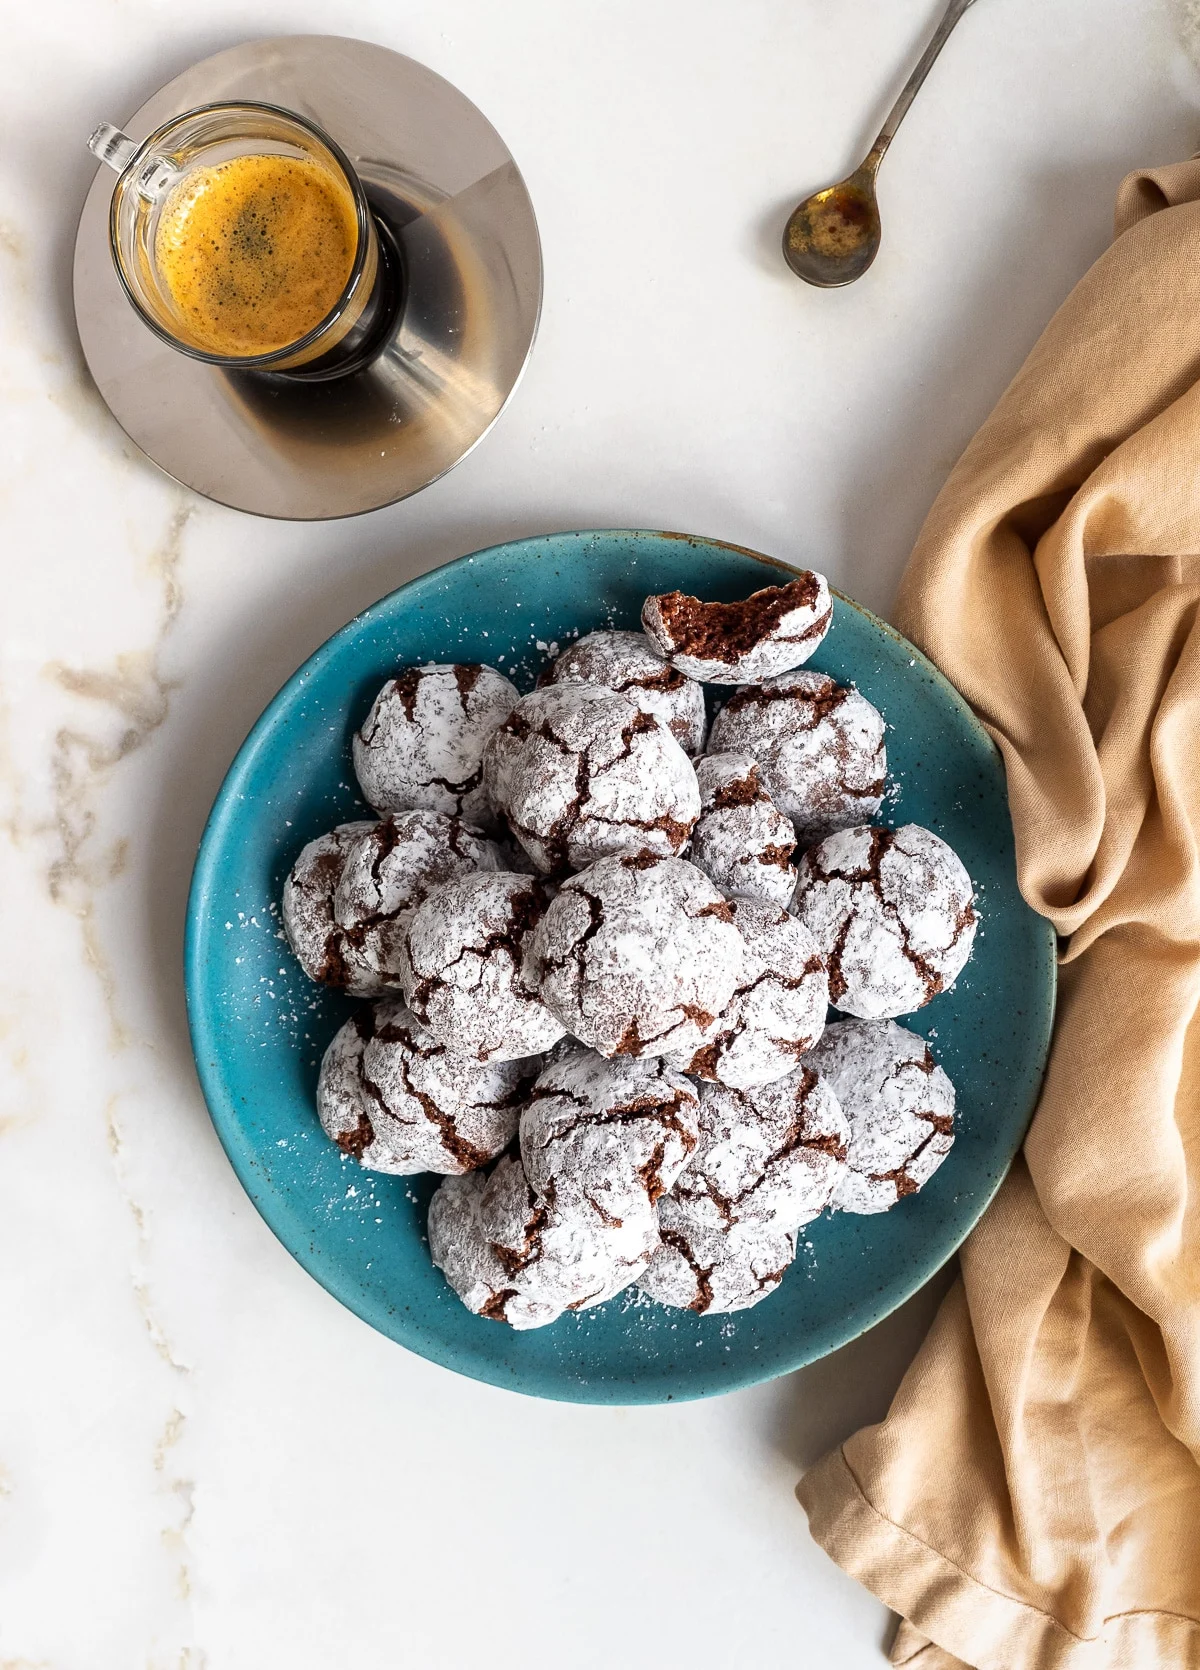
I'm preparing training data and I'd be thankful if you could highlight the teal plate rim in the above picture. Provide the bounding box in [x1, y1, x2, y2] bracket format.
[184, 529, 1057, 1404]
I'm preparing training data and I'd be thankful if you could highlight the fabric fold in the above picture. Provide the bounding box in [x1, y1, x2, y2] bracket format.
[796, 162, 1200, 1669]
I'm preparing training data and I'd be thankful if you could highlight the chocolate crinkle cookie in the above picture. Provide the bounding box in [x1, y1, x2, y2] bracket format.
[316, 1001, 536, 1175]
[708, 670, 886, 844]
[638, 1200, 797, 1315]
[793, 824, 977, 1019]
[687, 753, 797, 907]
[520, 1047, 700, 1228]
[669, 896, 828, 1089]
[806, 1019, 955, 1214]
[540, 629, 708, 755]
[428, 1151, 659, 1329]
[399, 871, 566, 1062]
[283, 811, 505, 997]
[527, 853, 745, 1059]
[482, 684, 700, 874]
[353, 663, 519, 829]
[641, 574, 832, 684]
[670, 1064, 848, 1235]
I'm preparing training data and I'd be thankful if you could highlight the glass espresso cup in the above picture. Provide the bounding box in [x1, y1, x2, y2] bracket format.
[87, 102, 395, 377]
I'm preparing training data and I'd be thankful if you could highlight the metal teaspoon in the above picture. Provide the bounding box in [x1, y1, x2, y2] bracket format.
[783, 0, 979, 287]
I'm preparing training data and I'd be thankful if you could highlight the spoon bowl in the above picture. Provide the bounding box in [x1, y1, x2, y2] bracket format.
[783, 161, 882, 288]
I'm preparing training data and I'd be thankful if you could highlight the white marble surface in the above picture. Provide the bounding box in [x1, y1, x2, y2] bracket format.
[1, 2, 1198, 1664]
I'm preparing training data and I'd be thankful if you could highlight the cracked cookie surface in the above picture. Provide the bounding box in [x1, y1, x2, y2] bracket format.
[641, 574, 832, 684]
[399, 871, 566, 1061]
[671, 1063, 848, 1235]
[668, 896, 829, 1089]
[281, 821, 382, 996]
[526, 853, 745, 1059]
[806, 1019, 955, 1214]
[428, 1151, 659, 1329]
[638, 1199, 797, 1314]
[520, 1046, 700, 1229]
[687, 753, 798, 908]
[541, 629, 708, 754]
[708, 669, 886, 843]
[792, 823, 977, 1019]
[353, 663, 519, 829]
[315, 1000, 537, 1175]
[482, 684, 701, 874]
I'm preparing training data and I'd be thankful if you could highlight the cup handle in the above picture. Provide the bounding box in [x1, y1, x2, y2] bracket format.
[88, 122, 138, 173]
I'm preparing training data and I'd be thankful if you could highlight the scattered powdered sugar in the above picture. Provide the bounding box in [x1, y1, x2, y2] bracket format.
[540, 629, 708, 755]
[399, 870, 566, 1061]
[708, 670, 886, 843]
[806, 1019, 955, 1214]
[527, 853, 745, 1058]
[316, 1000, 537, 1175]
[428, 1151, 659, 1328]
[687, 753, 798, 908]
[482, 684, 700, 873]
[353, 663, 519, 829]
[520, 1046, 700, 1226]
[641, 575, 832, 684]
[668, 896, 829, 1089]
[792, 823, 977, 1019]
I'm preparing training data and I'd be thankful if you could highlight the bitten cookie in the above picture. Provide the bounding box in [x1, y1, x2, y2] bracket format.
[428, 1151, 659, 1329]
[671, 1064, 848, 1234]
[353, 663, 519, 829]
[669, 896, 828, 1089]
[399, 871, 566, 1062]
[542, 629, 708, 754]
[687, 753, 798, 908]
[315, 1001, 534, 1175]
[638, 1200, 797, 1315]
[707, 670, 886, 843]
[527, 853, 744, 1059]
[482, 685, 700, 874]
[641, 575, 832, 684]
[520, 1048, 700, 1227]
[806, 1019, 955, 1213]
[792, 824, 977, 1019]
[281, 821, 380, 996]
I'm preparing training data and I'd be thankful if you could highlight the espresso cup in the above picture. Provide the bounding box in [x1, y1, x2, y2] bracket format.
[87, 101, 396, 377]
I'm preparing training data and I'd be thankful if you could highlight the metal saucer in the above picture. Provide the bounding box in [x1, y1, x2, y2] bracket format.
[72, 36, 543, 520]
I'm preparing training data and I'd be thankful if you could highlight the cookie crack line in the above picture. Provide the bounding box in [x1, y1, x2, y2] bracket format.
[658, 1225, 716, 1312]
[721, 675, 849, 722]
[649, 579, 824, 660]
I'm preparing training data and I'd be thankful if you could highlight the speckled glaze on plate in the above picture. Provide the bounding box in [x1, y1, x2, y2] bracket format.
[184, 530, 1055, 1404]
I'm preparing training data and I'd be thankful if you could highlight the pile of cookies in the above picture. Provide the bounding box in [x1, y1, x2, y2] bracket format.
[282, 573, 977, 1325]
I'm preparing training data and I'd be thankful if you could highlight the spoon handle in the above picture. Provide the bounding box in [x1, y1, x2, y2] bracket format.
[864, 0, 978, 171]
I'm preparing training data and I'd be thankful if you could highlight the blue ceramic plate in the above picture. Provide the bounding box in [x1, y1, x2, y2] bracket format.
[185, 530, 1055, 1403]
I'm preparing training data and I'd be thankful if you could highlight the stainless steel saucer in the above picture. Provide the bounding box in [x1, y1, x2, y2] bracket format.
[73, 36, 543, 519]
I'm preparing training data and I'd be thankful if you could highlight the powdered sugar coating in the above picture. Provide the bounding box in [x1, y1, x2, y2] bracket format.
[428, 1152, 659, 1329]
[353, 663, 519, 829]
[669, 897, 829, 1088]
[793, 824, 978, 1019]
[399, 871, 566, 1062]
[281, 821, 382, 997]
[672, 1064, 848, 1234]
[527, 853, 745, 1059]
[327, 811, 505, 991]
[541, 629, 708, 754]
[806, 1019, 956, 1213]
[641, 575, 832, 684]
[520, 1047, 700, 1227]
[482, 684, 700, 874]
[708, 670, 886, 843]
[688, 753, 798, 907]
[638, 1199, 796, 1314]
[315, 1001, 535, 1175]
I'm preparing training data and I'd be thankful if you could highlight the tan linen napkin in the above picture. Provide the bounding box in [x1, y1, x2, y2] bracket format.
[796, 160, 1200, 1670]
